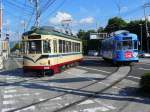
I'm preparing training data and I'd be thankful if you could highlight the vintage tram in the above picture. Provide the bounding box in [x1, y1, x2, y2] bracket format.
[22, 26, 83, 75]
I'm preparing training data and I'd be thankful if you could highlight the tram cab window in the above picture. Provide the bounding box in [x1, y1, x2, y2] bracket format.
[28, 40, 41, 54]
[134, 41, 138, 49]
[122, 41, 132, 50]
[43, 40, 51, 53]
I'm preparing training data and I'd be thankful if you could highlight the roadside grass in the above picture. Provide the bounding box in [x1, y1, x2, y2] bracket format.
[139, 72, 150, 96]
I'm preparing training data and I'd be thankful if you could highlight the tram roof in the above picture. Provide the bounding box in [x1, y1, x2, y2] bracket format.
[22, 26, 81, 41]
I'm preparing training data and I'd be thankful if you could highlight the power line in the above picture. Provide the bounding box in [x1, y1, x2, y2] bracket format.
[42, 0, 66, 25]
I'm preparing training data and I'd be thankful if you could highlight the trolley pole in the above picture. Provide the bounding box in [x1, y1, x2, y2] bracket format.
[35, 0, 40, 27]
[143, 3, 150, 53]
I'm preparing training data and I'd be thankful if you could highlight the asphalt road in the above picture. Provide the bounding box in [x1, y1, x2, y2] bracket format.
[0, 56, 149, 112]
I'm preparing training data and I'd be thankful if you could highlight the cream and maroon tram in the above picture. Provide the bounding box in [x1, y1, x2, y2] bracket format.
[22, 27, 83, 75]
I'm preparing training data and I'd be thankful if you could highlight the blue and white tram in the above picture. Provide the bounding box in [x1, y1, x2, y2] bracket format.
[101, 30, 139, 64]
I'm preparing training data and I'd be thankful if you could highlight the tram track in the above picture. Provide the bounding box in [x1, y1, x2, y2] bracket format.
[6, 65, 130, 112]
[52, 66, 132, 112]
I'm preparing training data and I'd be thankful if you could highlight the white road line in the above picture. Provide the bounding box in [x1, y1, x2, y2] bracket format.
[83, 107, 110, 112]
[127, 76, 141, 80]
[1, 108, 15, 112]
[4, 90, 17, 93]
[3, 94, 30, 99]
[3, 95, 13, 98]
[4, 86, 15, 89]
[78, 66, 111, 74]
[3, 100, 15, 105]
[138, 67, 150, 71]
[94, 99, 116, 110]
[78, 100, 94, 105]
[15, 106, 35, 112]
[6, 77, 18, 80]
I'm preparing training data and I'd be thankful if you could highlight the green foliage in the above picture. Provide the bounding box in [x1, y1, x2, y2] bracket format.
[140, 72, 150, 93]
[10, 43, 20, 52]
[77, 16, 150, 55]
[105, 17, 127, 33]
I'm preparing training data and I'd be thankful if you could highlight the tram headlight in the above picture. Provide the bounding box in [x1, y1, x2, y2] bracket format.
[48, 60, 51, 65]
[133, 52, 138, 57]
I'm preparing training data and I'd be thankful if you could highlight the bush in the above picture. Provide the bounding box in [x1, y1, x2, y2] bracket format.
[140, 72, 150, 93]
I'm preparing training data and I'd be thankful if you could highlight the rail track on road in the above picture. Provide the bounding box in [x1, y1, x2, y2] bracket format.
[5, 65, 132, 112]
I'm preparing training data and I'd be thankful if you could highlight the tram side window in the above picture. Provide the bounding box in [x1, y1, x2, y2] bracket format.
[134, 41, 138, 49]
[43, 40, 51, 53]
[66, 41, 69, 52]
[68, 41, 71, 52]
[53, 40, 57, 53]
[59, 40, 63, 53]
[117, 42, 122, 50]
[63, 40, 66, 53]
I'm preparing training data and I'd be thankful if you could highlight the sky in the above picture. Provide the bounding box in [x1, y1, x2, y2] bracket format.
[2, 0, 150, 41]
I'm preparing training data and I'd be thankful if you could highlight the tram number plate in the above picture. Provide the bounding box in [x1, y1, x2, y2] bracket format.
[44, 67, 49, 69]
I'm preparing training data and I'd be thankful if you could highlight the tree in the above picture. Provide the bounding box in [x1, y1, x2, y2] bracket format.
[105, 17, 127, 33]
[125, 20, 150, 52]
[11, 43, 20, 52]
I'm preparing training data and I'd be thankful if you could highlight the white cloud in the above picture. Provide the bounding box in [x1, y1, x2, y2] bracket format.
[49, 12, 73, 25]
[79, 17, 94, 24]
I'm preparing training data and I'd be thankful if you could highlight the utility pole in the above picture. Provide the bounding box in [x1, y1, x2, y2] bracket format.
[143, 3, 150, 53]
[0, 0, 2, 38]
[139, 24, 143, 51]
[0, 0, 3, 57]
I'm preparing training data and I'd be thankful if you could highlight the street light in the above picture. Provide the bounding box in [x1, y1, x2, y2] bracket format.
[139, 24, 143, 51]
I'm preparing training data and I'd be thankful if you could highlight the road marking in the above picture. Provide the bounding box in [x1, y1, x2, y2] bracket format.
[83, 106, 109, 112]
[51, 97, 62, 101]
[3, 100, 15, 105]
[127, 76, 141, 80]
[4, 90, 17, 93]
[94, 99, 116, 110]
[78, 66, 111, 74]
[78, 100, 94, 105]
[6, 77, 18, 80]
[4, 86, 15, 89]
[3, 94, 30, 99]
[1, 108, 15, 112]
[15, 106, 35, 112]
[138, 68, 150, 71]
[39, 98, 45, 101]
[3, 95, 13, 98]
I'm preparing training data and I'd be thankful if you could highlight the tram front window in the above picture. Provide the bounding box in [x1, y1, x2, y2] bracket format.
[122, 41, 132, 50]
[28, 40, 41, 54]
